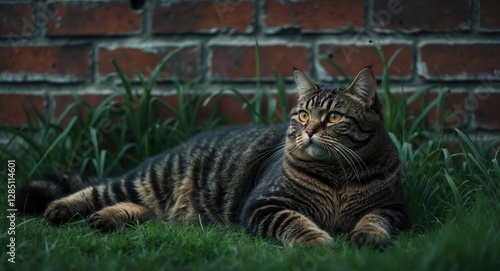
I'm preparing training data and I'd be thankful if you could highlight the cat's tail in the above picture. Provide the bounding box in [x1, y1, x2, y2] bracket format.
[15, 175, 103, 216]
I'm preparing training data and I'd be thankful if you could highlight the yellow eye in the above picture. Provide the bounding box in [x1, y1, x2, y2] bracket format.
[298, 111, 310, 122]
[328, 112, 342, 123]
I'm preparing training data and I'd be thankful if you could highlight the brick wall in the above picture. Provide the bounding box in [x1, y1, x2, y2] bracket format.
[1, 0, 499, 136]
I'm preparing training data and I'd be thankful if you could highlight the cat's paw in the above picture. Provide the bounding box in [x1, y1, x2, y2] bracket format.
[349, 227, 390, 250]
[87, 212, 119, 232]
[44, 200, 80, 225]
[291, 230, 335, 248]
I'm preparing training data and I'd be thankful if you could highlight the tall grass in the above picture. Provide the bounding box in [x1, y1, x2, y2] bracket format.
[367, 40, 499, 230]
[0, 51, 222, 179]
[205, 38, 289, 125]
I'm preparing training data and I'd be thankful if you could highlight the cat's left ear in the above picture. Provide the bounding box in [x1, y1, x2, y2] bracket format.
[346, 68, 377, 106]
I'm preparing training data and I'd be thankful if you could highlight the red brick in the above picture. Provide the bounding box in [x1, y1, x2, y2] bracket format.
[265, 0, 363, 32]
[54, 95, 110, 119]
[489, 142, 500, 157]
[0, 45, 91, 82]
[0, 3, 34, 37]
[318, 43, 413, 79]
[156, 93, 299, 124]
[46, 1, 141, 36]
[480, 0, 500, 31]
[99, 46, 199, 80]
[53, 95, 128, 126]
[53, 93, 260, 127]
[155, 95, 253, 124]
[373, 0, 470, 32]
[465, 138, 500, 158]
[269, 93, 299, 123]
[473, 93, 500, 130]
[0, 94, 45, 126]
[419, 43, 500, 80]
[152, 1, 253, 34]
[433, 92, 470, 129]
[394, 92, 469, 129]
[210, 45, 309, 80]
[53, 94, 253, 128]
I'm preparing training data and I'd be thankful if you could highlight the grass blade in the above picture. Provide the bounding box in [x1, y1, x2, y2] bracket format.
[28, 117, 78, 177]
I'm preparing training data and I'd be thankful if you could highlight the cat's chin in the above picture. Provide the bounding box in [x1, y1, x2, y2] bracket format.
[303, 143, 329, 161]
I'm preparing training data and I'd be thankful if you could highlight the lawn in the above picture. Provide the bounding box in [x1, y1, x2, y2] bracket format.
[1, 205, 498, 271]
[1, 46, 499, 271]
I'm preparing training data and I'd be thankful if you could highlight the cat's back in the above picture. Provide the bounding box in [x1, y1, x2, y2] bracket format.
[173, 124, 286, 162]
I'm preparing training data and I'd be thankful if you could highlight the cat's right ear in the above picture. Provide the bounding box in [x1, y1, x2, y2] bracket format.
[294, 68, 318, 97]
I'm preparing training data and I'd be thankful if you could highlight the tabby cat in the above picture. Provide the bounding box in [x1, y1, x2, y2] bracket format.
[16, 68, 408, 248]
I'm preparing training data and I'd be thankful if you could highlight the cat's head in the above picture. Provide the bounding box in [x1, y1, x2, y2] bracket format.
[286, 68, 384, 162]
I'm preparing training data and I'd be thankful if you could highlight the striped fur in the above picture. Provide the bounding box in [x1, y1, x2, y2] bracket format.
[16, 68, 408, 248]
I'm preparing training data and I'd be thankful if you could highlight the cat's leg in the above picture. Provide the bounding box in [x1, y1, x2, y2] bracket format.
[242, 202, 334, 247]
[87, 202, 153, 232]
[167, 176, 199, 223]
[44, 175, 147, 225]
[349, 213, 391, 249]
[44, 186, 97, 224]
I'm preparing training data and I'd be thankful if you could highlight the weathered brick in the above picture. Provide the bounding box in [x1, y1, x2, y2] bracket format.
[490, 142, 500, 157]
[0, 45, 91, 82]
[394, 91, 469, 129]
[54, 95, 108, 119]
[46, 1, 141, 36]
[419, 43, 500, 80]
[432, 92, 470, 129]
[479, 0, 500, 31]
[53, 94, 128, 126]
[264, 0, 363, 32]
[153, 1, 254, 34]
[318, 43, 413, 79]
[0, 94, 45, 126]
[473, 93, 500, 130]
[0, 3, 34, 37]
[156, 93, 298, 124]
[99, 46, 199, 80]
[373, 0, 470, 32]
[210, 45, 309, 80]
[155, 95, 253, 124]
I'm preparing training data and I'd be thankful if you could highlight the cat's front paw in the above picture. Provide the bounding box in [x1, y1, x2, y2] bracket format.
[44, 200, 81, 225]
[291, 229, 335, 248]
[87, 212, 119, 232]
[349, 227, 390, 250]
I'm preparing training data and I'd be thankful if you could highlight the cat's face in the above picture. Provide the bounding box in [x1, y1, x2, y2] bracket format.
[286, 68, 382, 162]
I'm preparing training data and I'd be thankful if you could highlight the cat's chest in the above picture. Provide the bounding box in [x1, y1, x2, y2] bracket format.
[311, 187, 374, 233]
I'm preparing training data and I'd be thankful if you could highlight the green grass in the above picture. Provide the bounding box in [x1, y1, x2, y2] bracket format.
[3, 204, 498, 271]
[1, 41, 499, 271]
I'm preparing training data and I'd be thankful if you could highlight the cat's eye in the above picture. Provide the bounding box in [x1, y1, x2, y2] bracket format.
[328, 113, 342, 123]
[298, 111, 310, 122]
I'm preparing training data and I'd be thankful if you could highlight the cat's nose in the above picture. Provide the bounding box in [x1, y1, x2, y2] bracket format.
[305, 129, 316, 137]
[305, 120, 321, 138]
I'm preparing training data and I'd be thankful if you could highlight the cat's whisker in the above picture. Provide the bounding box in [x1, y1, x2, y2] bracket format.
[335, 143, 370, 175]
[253, 134, 292, 181]
[250, 139, 287, 163]
[256, 145, 287, 181]
[331, 145, 362, 183]
[285, 144, 302, 167]
[324, 144, 349, 182]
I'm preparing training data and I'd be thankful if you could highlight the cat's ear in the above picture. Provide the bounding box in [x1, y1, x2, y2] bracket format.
[294, 68, 319, 97]
[346, 68, 377, 105]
